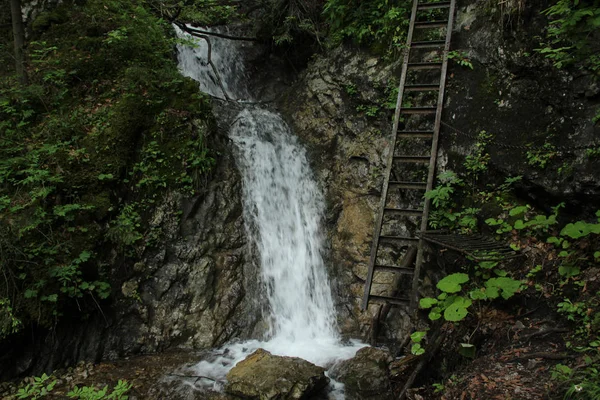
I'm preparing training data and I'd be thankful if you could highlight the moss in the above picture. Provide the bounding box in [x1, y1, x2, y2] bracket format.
[31, 10, 68, 34]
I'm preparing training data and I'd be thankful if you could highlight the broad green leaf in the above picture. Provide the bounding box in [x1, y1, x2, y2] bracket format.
[429, 307, 442, 321]
[485, 277, 522, 300]
[514, 219, 525, 230]
[444, 297, 472, 322]
[411, 343, 425, 355]
[411, 331, 427, 343]
[437, 273, 469, 294]
[469, 289, 487, 300]
[419, 297, 438, 309]
[558, 265, 580, 278]
[509, 206, 528, 216]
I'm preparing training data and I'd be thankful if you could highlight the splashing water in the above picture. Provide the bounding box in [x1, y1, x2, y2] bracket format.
[174, 24, 365, 395]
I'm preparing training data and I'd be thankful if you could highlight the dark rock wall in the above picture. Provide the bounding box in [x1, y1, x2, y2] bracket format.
[2, 131, 261, 378]
[445, 0, 599, 213]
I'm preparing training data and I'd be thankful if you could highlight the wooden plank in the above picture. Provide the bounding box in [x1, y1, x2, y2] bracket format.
[404, 84, 440, 91]
[407, 62, 443, 70]
[411, 40, 445, 48]
[388, 181, 428, 190]
[400, 107, 437, 114]
[417, 1, 451, 10]
[414, 20, 448, 28]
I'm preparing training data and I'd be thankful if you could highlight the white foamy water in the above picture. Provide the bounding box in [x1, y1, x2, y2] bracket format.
[174, 24, 366, 397]
[173, 24, 249, 100]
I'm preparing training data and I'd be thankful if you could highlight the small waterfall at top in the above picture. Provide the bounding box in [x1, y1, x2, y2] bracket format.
[174, 25, 365, 396]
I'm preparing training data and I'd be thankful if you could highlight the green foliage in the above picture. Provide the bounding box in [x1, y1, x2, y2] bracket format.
[67, 380, 132, 400]
[448, 50, 474, 69]
[323, 0, 412, 56]
[0, 0, 214, 338]
[536, 0, 600, 75]
[420, 267, 522, 323]
[526, 142, 557, 168]
[552, 361, 600, 400]
[16, 374, 56, 399]
[426, 171, 481, 232]
[410, 330, 427, 355]
[463, 130, 493, 177]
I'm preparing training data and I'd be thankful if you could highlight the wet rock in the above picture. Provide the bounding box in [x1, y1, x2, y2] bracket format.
[225, 349, 329, 400]
[330, 347, 393, 400]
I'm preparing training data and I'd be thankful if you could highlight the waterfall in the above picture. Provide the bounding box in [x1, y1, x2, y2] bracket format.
[174, 24, 364, 394]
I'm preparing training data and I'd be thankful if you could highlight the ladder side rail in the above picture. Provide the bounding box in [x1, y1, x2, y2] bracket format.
[361, 0, 421, 311]
[410, 0, 457, 312]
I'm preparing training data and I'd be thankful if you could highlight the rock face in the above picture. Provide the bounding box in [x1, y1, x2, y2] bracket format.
[2, 131, 263, 379]
[225, 349, 329, 400]
[329, 347, 393, 400]
[445, 0, 600, 211]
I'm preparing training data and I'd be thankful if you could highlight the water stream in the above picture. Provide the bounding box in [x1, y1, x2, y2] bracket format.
[174, 25, 365, 396]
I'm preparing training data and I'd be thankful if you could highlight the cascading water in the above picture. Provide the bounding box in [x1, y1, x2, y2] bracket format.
[174, 25, 365, 395]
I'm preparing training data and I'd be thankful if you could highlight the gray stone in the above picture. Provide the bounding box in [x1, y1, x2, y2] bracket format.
[329, 347, 393, 400]
[225, 349, 329, 400]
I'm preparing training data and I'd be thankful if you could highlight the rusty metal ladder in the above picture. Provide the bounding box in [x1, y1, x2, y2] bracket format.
[361, 0, 457, 312]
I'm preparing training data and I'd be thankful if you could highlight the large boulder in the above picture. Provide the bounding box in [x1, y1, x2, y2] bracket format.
[329, 347, 393, 400]
[225, 349, 329, 400]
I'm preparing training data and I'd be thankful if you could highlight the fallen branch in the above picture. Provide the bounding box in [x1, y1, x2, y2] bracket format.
[168, 373, 219, 385]
[174, 21, 257, 42]
[519, 327, 569, 342]
[509, 352, 575, 362]
[398, 330, 444, 400]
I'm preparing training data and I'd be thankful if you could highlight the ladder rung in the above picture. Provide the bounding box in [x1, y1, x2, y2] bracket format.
[388, 181, 428, 190]
[393, 155, 430, 163]
[417, 1, 451, 10]
[379, 235, 419, 242]
[407, 62, 443, 70]
[384, 207, 423, 216]
[375, 264, 415, 274]
[400, 107, 437, 114]
[369, 295, 411, 306]
[414, 20, 448, 28]
[404, 84, 440, 92]
[397, 130, 434, 138]
[411, 40, 446, 48]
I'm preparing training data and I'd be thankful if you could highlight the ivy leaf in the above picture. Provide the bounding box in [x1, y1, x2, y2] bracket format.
[485, 277, 522, 300]
[429, 307, 442, 321]
[469, 289, 487, 300]
[509, 206, 528, 216]
[444, 296, 472, 322]
[437, 273, 469, 293]
[558, 265, 580, 278]
[411, 331, 427, 343]
[411, 343, 425, 355]
[514, 219, 526, 230]
[419, 298, 438, 309]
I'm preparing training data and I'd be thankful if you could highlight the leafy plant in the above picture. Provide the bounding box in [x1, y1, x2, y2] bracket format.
[67, 380, 132, 400]
[324, 0, 412, 56]
[536, 0, 600, 75]
[421, 267, 522, 323]
[16, 374, 56, 399]
[448, 50, 474, 69]
[0, 0, 215, 338]
[410, 330, 427, 355]
[526, 142, 557, 168]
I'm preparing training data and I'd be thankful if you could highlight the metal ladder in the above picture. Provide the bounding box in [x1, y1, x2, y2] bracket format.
[362, 0, 457, 311]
